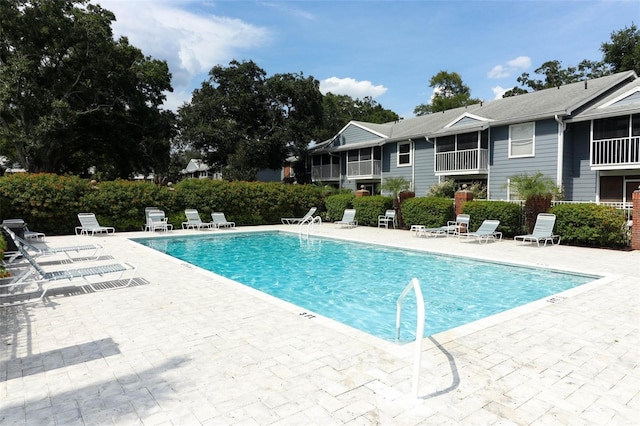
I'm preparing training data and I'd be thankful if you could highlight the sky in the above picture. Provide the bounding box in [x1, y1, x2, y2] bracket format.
[94, 0, 639, 119]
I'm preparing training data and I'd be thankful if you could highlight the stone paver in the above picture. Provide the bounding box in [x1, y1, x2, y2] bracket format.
[1, 224, 638, 425]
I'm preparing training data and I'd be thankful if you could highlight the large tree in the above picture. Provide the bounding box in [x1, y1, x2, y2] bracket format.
[178, 61, 327, 182]
[503, 24, 638, 97]
[413, 71, 481, 115]
[602, 23, 640, 75]
[317, 93, 399, 141]
[0, 0, 174, 179]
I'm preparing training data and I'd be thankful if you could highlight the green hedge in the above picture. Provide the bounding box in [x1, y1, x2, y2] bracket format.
[400, 197, 454, 228]
[324, 194, 355, 222]
[0, 174, 324, 234]
[462, 200, 523, 238]
[550, 203, 628, 248]
[352, 196, 393, 227]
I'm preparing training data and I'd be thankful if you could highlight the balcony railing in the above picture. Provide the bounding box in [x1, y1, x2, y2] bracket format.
[435, 148, 488, 174]
[347, 160, 381, 178]
[311, 164, 340, 181]
[591, 137, 640, 168]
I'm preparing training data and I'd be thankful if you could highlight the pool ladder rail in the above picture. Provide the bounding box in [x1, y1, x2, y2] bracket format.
[298, 215, 322, 236]
[396, 278, 425, 398]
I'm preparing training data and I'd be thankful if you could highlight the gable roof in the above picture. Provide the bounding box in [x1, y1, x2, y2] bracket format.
[568, 73, 640, 122]
[310, 71, 638, 153]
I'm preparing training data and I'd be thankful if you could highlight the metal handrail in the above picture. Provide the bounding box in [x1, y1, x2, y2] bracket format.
[298, 215, 322, 236]
[396, 278, 425, 398]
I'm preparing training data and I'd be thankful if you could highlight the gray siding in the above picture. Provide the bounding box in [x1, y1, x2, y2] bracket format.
[612, 90, 640, 106]
[413, 139, 437, 195]
[382, 141, 412, 190]
[340, 125, 384, 145]
[565, 122, 597, 201]
[488, 119, 559, 199]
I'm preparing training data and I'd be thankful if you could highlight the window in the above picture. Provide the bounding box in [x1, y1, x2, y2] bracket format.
[594, 114, 640, 139]
[397, 141, 412, 166]
[509, 122, 534, 157]
[436, 136, 455, 152]
[457, 132, 478, 150]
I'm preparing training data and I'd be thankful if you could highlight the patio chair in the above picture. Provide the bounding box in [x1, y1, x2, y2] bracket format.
[182, 209, 215, 230]
[377, 210, 397, 229]
[335, 209, 357, 228]
[211, 212, 235, 228]
[1, 233, 136, 303]
[514, 213, 561, 246]
[459, 220, 502, 244]
[443, 214, 470, 236]
[148, 210, 173, 232]
[24, 225, 46, 241]
[2, 226, 103, 264]
[281, 207, 317, 225]
[75, 213, 115, 236]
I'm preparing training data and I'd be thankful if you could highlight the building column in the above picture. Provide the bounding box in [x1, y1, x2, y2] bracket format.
[455, 189, 474, 216]
[632, 188, 640, 251]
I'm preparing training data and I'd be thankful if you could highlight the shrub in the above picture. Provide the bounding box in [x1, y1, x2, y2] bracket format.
[80, 180, 176, 231]
[400, 197, 454, 228]
[324, 193, 354, 222]
[551, 203, 628, 248]
[427, 179, 457, 198]
[352, 196, 393, 227]
[0, 173, 91, 235]
[462, 200, 523, 237]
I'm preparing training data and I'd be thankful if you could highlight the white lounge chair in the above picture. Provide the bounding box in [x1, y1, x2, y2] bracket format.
[211, 212, 235, 228]
[459, 220, 502, 243]
[148, 210, 173, 232]
[75, 213, 115, 236]
[24, 225, 46, 241]
[2, 226, 103, 264]
[444, 214, 470, 236]
[1, 235, 136, 304]
[515, 213, 561, 246]
[281, 207, 317, 225]
[335, 209, 357, 228]
[415, 214, 470, 238]
[182, 209, 215, 230]
[377, 210, 397, 229]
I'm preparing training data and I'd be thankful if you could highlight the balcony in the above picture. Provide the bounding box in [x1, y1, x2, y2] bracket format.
[591, 137, 640, 169]
[435, 148, 488, 175]
[311, 164, 340, 181]
[347, 160, 381, 178]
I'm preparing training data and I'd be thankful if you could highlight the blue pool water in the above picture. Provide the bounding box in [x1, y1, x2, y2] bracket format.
[134, 232, 596, 342]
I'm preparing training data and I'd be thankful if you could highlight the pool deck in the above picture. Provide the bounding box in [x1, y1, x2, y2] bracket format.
[1, 224, 638, 425]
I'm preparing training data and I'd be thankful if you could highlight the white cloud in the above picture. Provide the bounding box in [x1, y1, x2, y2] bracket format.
[96, 1, 271, 110]
[492, 86, 508, 100]
[319, 77, 388, 99]
[487, 56, 532, 79]
[507, 56, 532, 69]
[488, 65, 509, 79]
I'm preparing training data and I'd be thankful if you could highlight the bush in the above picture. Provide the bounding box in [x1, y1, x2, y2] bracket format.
[551, 203, 628, 248]
[400, 197, 454, 228]
[0, 173, 91, 235]
[81, 180, 176, 231]
[427, 179, 457, 198]
[324, 193, 355, 222]
[352, 196, 393, 227]
[462, 200, 523, 237]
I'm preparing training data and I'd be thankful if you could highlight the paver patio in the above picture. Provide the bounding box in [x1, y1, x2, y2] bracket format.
[1, 224, 638, 425]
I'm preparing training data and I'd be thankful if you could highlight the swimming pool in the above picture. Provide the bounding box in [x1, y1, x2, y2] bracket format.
[134, 232, 596, 342]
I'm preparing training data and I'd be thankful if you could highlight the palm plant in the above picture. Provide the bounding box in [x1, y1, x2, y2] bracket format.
[508, 172, 559, 233]
[380, 177, 411, 208]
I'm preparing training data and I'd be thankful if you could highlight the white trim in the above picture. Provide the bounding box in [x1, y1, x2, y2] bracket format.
[598, 86, 640, 108]
[508, 122, 535, 158]
[444, 112, 493, 128]
[397, 141, 413, 167]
